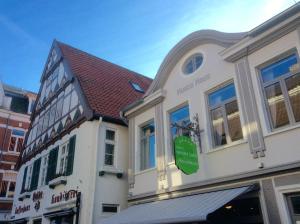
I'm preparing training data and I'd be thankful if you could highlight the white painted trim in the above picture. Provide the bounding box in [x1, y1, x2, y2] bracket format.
[274, 182, 300, 224]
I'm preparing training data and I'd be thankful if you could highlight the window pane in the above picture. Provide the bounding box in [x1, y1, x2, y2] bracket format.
[12, 129, 25, 136]
[265, 83, 289, 128]
[194, 55, 203, 69]
[105, 155, 113, 166]
[106, 130, 115, 141]
[0, 181, 8, 197]
[105, 144, 114, 155]
[9, 137, 16, 151]
[261, 54, 297, 83]
[211, 107, 227, 146]
[185, 60, 194, 74]
[291, 195, 300, 214]
[140, 138, 147, 170]
[285, 73, 300, 122]
[170, 106, 190, 139]
[17, 138, 24, 152]
[208, 83, 236, 107]
[225, 100, 243, 142]
[102, 204, 118, 213]
[7, 182, 15, 198]
[140, 122, 155, 170]
[149, 135, 156, 168]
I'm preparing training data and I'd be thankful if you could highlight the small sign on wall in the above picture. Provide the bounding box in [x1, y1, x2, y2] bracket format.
[174, 136, 199, 175]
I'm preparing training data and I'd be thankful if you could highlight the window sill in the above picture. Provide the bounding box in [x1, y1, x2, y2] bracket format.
[264, 123, 300, 138]
[99, 167, 123, 179]
[206, 139, 248, 154]
[135, 167, 157, 176]
[2, 151, 20, 156]
[49, 176, 67, 189]
[0, 197, 14, 202]
[18, 191, 31, 201]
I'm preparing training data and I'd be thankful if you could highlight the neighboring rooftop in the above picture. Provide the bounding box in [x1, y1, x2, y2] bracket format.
[56, 41, 152, 123]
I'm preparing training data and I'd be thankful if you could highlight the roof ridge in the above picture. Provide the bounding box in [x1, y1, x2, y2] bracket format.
[55, 40, 153, 82]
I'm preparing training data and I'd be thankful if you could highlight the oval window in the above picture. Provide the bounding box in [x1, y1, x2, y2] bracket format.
[183, 54, 203, 75]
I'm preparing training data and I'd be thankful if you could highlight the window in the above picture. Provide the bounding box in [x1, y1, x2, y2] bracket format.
[39, 154, 49, 186]
[130, 82, 144, 93]
[169, 105, 190, 153]
[0, 181, 8, 197]
[183, 54, 203, 75]
[0, 181, 15, 198]
[58, 142, 69, 175]
[10, 96, 29, 114]
[104, 129, 116, 166]
[25, 164, 33, 191]
[9, 129, 25, 152]
[140, 121, 155, 171]
[260, 54, 300, 129]
[102, 204, 119, 213]
[286, 193, 300, 223]
[208, 83, 243, 147]
[7, 182, 15, 198]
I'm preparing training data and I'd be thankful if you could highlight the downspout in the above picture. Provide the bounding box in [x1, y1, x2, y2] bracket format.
[89, 116, 102, 224]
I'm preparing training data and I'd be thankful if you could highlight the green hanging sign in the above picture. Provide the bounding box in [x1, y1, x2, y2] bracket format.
[174, 136, 199, 175]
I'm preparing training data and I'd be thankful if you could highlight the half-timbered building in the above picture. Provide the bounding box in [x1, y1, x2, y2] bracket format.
[11, 41, 152, 224]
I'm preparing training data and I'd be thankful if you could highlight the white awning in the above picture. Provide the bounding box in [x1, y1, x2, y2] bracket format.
[99, 185, 256, 224]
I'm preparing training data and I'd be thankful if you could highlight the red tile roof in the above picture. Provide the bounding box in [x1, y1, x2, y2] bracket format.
[57, 41, 152, 123]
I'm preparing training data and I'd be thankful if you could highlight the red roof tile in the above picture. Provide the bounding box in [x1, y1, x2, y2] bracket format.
[57, 41, 152, 123]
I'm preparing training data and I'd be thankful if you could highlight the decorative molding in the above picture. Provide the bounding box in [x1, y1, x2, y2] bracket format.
[155, 103, 166, 180]
[235, 57, 266, 158]
[145, 30, 246, 96]
[129, 161, 300, 203]
[223, 17, 300, 62]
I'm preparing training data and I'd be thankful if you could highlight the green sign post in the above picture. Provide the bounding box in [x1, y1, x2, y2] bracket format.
[174, 136, 199, 175]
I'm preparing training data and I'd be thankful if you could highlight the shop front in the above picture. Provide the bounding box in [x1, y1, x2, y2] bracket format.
[100, 184, 264, 224]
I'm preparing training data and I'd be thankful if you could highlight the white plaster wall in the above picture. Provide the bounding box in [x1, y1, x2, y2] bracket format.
[247, 30, 300, 169]
[130, 107, 158, 196]
[92, 121, 129, 224]
[12, 121, 97, 224]
[130, 30, 300, 197]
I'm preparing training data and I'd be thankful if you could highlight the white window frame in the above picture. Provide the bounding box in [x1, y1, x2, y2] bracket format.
[139, 120, 156, 171]
[257, 51, 300, 131]
[103, 128, 117, 167]
[167, 103, 190, 162]
[275, 184, 300, 224]
[39, 154, 49, 187]
[57, 141, 69, 175]
[8, 129, 25, 152]
[206, 81, 243, 149]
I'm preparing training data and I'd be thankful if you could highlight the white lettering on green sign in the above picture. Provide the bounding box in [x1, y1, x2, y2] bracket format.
[174, 136, 199, 175]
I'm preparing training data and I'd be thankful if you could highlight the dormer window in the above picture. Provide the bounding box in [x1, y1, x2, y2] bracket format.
[130, 82, 144, 93]
[183, 54, 203, 75]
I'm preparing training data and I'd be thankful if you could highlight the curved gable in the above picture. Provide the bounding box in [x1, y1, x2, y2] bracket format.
[145, 30, 246, 96]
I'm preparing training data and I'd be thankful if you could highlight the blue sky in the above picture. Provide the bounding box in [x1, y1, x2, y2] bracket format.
[0, 0, 297, 92]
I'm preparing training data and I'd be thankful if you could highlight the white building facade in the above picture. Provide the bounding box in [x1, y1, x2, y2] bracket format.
[103, 4, 300, 224]
[11, 41, 151, 224]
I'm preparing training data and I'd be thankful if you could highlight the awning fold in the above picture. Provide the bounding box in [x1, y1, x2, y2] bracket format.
[99, 185, 256, 224]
